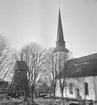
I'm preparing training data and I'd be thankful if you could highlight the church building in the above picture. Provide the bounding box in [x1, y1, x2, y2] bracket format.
[54, 9, 97, 101]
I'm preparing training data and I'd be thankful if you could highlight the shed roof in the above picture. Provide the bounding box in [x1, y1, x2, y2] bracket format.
[14, 60, 28, 71]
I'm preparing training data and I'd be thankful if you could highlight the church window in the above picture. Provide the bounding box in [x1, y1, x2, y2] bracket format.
[76, 88, 80, 97]
[85, 82, 89, 95]
[69, 83, 73, 94]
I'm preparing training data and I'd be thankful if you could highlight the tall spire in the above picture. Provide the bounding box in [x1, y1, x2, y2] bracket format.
[57, 9, 64, 43]
[54, 9, 69, 53]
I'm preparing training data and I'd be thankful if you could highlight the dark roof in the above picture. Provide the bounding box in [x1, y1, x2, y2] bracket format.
[56, 55, 97, 79]
[0, 81, 8, 86]
[14, 60, 28, 71]
[72, 60, 97, 78]
[67, 53, 97, 67]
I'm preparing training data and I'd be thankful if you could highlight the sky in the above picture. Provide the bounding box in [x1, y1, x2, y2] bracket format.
[0, 0, 97, 58]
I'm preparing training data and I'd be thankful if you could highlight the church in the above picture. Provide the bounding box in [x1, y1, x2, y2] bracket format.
[54, 9, 97, 101]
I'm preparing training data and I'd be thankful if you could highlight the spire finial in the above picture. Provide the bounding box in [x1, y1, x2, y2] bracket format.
[57, 0, 61, 8]
[21, 48, 23, 61]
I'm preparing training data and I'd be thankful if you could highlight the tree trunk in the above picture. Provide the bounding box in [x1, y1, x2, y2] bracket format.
[30, 85, 34, 103]
[31, 92, 34, 103]
[61, 89, 66, 105]
[50, 92, 51, 98]
[54, 89, 56, 99]
[62, 91, 64, 105]
[65, 87, 67, 98]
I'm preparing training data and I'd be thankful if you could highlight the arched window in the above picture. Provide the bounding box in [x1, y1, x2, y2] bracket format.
[76, 88, 80, 97]
[85, 82, 89, 95]
[69, 83, 73, 94]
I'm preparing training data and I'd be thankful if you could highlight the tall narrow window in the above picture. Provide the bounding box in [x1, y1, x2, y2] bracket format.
[85, 82, 89, 95]
[76, 88, 80, 97]
[69, 83, 73, 94]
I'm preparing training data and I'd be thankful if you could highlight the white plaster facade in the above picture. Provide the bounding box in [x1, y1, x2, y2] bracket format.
[56, 76, 97, 101]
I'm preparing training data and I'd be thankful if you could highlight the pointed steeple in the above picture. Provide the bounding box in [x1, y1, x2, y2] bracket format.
[54, 9, 69, 53]
[57, 9, 64, 44]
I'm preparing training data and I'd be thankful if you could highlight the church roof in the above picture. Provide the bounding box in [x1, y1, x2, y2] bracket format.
[56, 60, 97, 79]
[56, 53, 97, 79]
[67, 53, 97, 67]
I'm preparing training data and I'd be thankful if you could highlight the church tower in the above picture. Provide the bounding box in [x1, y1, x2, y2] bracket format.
[54, 9, 69, 53]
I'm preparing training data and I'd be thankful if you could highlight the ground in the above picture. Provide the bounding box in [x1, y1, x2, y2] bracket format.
[0, 97, 94, 105]
[0, 98, 62, 105]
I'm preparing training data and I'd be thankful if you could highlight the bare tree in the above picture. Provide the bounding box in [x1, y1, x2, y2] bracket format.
[57, 51, 73, 105]
[44, 48, 73, 104]
[4, 51, 20, 81]
[0, 35, 17, 80]
[43, 48, 59, 99]
[21, 42, 46, 102]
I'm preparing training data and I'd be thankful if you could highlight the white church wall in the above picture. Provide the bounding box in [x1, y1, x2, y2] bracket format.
[55, 77, 96, 100]
[55, 81, 61, 97]
[64, 85, 76, 98]
[55, 79, 78, 99]
[93, 76, 97, 100]
[84, 77, 95, 100]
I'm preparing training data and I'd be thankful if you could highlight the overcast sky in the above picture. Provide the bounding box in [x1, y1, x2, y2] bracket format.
[0, 0, 97, 58]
